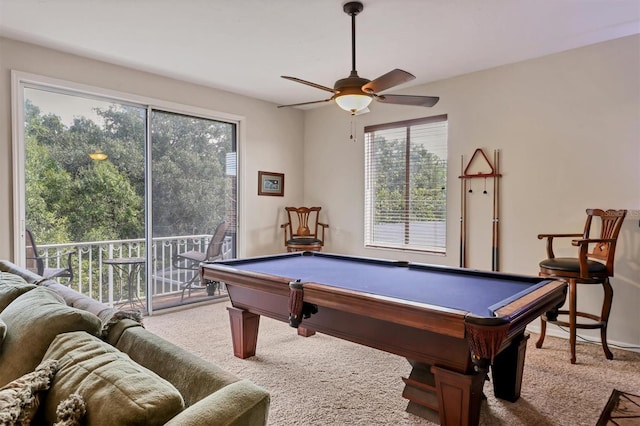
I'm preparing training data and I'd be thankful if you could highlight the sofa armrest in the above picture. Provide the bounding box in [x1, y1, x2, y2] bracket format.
[115, 326, 242, 405]
[39, 280, 113, 319]
[0, 260, 43, 283]
[0, 260, 112, 319]
[164, 379, 270, 426]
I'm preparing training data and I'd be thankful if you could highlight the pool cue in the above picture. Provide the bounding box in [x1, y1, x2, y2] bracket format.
[492, 150, 500, 271]
[460, 155, 466, 268]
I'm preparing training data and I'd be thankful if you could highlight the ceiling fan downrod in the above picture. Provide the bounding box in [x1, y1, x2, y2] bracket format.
[343, 2, 364, 75]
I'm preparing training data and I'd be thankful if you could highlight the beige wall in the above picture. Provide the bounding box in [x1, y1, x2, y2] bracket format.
[0, 37, 305, 260]
[304, 35, 640, 348]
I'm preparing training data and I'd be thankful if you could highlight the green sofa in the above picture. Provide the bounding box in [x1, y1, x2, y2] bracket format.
[0, 260, 270, 425]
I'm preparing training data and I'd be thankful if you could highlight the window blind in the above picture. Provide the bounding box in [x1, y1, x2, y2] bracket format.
[364, 115, 448, 253]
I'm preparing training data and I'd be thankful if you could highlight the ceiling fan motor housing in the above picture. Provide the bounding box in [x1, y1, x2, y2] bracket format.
[334, 72, 371, 96]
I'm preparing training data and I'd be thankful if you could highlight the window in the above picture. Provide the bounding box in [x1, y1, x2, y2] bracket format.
[364, 115, 448, 253]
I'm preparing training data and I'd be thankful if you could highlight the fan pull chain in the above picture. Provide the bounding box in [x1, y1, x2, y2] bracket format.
[350, 117, 357, 142]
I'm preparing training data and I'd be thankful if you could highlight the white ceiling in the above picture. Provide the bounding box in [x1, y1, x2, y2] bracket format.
[1, 0, 639, 108]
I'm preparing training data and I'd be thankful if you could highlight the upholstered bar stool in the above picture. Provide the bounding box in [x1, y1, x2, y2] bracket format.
[535, 209, 626, 364]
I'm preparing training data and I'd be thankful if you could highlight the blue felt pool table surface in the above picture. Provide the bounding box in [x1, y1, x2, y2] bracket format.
[216, 252, 550, 318]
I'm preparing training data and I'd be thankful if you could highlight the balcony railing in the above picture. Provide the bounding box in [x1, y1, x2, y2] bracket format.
[33, 234, 233, 308]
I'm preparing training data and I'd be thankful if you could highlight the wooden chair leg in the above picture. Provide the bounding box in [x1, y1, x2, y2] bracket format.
[600, 278, 614, 360]
[535, 316, 547, 348]
[568, 279, 577, 364]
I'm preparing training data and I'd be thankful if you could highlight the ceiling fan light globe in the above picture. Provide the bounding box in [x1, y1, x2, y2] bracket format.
[335, 94, 372, 114]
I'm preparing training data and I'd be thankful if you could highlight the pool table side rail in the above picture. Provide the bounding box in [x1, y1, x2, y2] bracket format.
[302, 282, 470, 339]
[464, 279, 567, 361]
[200, 264, 293, 296]
[494, 279, 566, 321]
[201, 263, 566, 346]
[203, 251, 302, 265]
[310, 251, 410, 267]
[202, 263, 472, 339]
[407, 261, 546, 283]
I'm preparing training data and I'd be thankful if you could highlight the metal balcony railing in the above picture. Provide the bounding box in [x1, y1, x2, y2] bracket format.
[33, 234, 233, 308]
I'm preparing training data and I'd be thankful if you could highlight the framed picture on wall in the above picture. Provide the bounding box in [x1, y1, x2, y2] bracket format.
[258, 171, 284, 196]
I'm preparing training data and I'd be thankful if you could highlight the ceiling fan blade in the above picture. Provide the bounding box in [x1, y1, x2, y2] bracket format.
[281, 76, 336, 93]
[277, 98, 333, 108]
[362, 69, 415, 94]
[376, 94, 439, 107]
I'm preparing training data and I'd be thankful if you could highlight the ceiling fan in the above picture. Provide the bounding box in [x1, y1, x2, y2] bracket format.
[278, 1, 439, 115]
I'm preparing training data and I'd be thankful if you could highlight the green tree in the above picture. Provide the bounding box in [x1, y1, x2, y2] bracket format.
[62, 161, 143, 242]
[150, 110, 232, 237]
[24, 97, 234, 245]
[372, 135, 446, 224]
[25, 135, 72, 243]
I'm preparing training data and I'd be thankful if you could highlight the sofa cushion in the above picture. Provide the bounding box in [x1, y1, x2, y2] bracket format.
[0, 272, 37, 312]
[0, 359, 58, 425]
[0, 287, 102, 387]
[41, 331, 185, 426]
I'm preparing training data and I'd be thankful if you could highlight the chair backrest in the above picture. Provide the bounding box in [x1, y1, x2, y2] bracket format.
[205, 221, 230, 260]
[582, 209, 626, 274]
[285, 207, 321, 238]
[25, 228, 43, 275]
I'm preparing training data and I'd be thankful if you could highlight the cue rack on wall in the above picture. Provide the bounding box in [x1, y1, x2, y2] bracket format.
[459, 148, 502, 271]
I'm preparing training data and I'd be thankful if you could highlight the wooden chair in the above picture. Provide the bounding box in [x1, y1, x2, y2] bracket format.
[173, 221, 229, 302]
[535, 208, 626, 364]
[281, 207, 329, 252]
[25, 228, 74, 284]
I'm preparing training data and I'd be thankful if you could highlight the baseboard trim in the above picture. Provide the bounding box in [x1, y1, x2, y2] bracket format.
[526, 323, 640, 354]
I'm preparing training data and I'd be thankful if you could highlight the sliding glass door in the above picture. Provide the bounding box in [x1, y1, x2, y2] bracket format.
[149, 110, 237, 310]
[17, 80, 237, 313]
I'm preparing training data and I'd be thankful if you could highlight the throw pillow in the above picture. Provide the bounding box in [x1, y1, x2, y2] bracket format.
[53, 393, 86, 426]
[41, 331, 185, 426]
[0, 272, 37, 312]
[0, 359, 58, 425]
[0, 287, 102, 387]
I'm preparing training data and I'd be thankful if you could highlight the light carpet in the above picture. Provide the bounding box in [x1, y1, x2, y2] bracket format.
[144, 301, 640, 425]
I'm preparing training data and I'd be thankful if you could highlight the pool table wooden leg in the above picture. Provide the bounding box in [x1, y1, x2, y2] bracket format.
[227, 306, 260, 359]
[402, 360, 485, 426]
[491, 333, 529, 402]
[432, 365, 485, 426]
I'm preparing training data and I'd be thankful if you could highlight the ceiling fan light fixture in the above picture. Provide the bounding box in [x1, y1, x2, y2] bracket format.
[335, 93, 372, 114]
[278, 1, 439, 113]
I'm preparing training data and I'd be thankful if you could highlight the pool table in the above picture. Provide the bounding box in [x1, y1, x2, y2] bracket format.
[200, 252, 566, 426]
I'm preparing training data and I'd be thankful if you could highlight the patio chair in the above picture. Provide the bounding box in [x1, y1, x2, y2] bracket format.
[25, 228, 74, 284]
[173, 221, 229, 302]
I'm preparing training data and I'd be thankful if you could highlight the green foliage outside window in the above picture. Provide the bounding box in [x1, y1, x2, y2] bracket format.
[25, 97, 235, 246]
